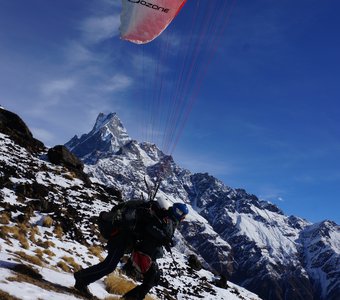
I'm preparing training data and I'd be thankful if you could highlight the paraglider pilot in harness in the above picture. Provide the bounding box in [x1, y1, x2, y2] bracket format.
[73, 199, 189, 300]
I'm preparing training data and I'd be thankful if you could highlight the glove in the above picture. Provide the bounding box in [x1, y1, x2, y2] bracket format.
[164, 238, 175, 252]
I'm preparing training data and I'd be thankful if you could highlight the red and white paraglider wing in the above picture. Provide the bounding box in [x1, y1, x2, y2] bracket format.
[120, 0, 187, 44]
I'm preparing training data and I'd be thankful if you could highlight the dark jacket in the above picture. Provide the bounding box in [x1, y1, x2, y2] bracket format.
[133, 202, 179, 259]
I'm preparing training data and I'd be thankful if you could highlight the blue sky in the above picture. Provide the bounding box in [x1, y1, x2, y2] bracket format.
[0, 0, 339, 224]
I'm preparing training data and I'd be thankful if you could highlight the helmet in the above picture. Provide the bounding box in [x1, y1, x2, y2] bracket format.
[170, 203, 189, 221]
[156, 196, 171, 210]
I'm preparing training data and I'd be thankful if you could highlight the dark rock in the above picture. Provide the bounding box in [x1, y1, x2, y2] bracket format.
[0, 108, 45, 152]
[214, 274, 229, 289]
[188, 254, 202, 271]
[47, 145, 92, 185]
[27, 199, 53, 212]
[95, 185, 122, 203]
[48, 145, 84, 170]
[15, 182, 49, 200]
[17, 213, 29, 223]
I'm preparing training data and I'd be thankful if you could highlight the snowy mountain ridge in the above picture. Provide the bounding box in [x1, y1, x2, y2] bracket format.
[65, 112, 340, 300]
[65, 112, 131, 163]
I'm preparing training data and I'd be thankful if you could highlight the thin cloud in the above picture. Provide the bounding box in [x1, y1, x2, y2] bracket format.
[30, 127, 55, 146]
[258, 186, 286, 203]
[103, 0, 121, 9]
[64, 41, 98, 65]
[102, 74, 132, 92]
[81, 15, 120, 44]
[41, 78, 76, 98]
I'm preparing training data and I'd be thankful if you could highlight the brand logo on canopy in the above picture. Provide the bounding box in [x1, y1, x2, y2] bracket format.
[127, 0, 170, 13]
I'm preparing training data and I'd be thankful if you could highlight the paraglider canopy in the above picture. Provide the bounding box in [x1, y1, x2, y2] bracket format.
[117, 0, 237, 155]
[120, 0, 187, 44]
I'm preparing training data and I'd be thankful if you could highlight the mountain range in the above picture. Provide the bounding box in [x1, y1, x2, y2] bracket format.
[0, 108, 339, 300]
[66, 112, 340, 300]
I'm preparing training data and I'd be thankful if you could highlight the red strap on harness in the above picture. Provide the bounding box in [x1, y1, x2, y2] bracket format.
[110, 228, 119, 237]
[131, 251, 152, 274]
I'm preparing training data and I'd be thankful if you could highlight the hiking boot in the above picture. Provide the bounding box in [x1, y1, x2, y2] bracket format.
[74, 281, 94, 299]
[122, 286, 146, 300]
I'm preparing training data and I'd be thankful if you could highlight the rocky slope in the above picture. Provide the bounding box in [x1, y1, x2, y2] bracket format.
[66, 112, 340, 300]
[0, 107, 261, 300]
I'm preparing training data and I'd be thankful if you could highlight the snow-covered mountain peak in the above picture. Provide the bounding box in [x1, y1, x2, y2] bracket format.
[93, 112, 115, 130]
[91, 112, 131, 144]
[302, 220, 340, 251]
[65, 112, 131, 164]
[92, 112, 128, 138]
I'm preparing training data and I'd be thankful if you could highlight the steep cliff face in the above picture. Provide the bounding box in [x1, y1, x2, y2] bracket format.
[65, 112, 340, 300]
[299, 221, 340, 300]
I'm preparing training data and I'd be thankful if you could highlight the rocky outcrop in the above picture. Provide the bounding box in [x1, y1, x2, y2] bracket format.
[0, 131, 121, 245]
[48, 145, 84, 170]
[0, 108, 44, 153]
[47, 145, 90, 184]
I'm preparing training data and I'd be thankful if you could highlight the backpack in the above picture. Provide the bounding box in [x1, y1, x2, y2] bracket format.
[97, 200, 148, 239]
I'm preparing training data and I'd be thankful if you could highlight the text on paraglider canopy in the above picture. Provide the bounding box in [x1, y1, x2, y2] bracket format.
[128, 0, 170, 13]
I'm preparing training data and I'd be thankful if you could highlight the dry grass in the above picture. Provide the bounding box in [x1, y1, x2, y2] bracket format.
[105, 273, 158, 300]
[0, 226, 12, 240]
[42, 216, 53, 228]
[0, 289, 21, 300]
[88, 245, 104, 260]
[0, 224, 30, 249]
[35, 239, 55, 249]
[0, 227, 6, 240]
[61, 256, 81, 272]
[34, 248, 44, 259]
[4, 264, 73, 297]
[16, 224, 30, 249]
[17, 224, 29, 249]
[29, 226, 40, 243]
[0, 212, 10, 224]
[32, 248, 52, 265]
[105, 272, 137, 295]
[53, 225, 64, 238]
[0, 225, 19, 237]
[17, 223, 29, 233]
[17, 234, 29, 249]
[29, 229, 36, 243]
[15, 251, 43, 266]
[57, 261, 71, 273]
[43, 249, 55, 257]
